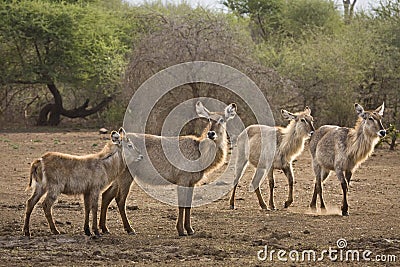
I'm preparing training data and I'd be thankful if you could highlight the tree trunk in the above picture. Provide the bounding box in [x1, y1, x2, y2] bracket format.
[37, 103, 55, 126]
[36, 81, 113, 126]
[343, 0, 357, 24]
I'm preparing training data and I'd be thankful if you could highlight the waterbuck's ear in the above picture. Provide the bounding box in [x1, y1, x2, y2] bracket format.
[375, 102, 384, 116]
[304, 106, 311, 116]
[224, 103, 237, 121]
[111, 131, 121, 144]
[355, 103, 367, 119]
[196, 101, 211, 119]
[281, 109, 296, 120]
[118, 127, 126, 138]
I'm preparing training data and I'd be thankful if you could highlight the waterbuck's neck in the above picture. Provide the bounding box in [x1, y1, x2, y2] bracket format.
[278, 120, 307, 163]
[100, 143, 125, 181]
[347, 118, 379, 168]
[202, 129, 228, 175]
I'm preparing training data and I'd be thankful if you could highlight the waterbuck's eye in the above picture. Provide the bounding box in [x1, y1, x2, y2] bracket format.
[369, 117, 374, 121]
[301, 118, 306, 123]
[127, 143, 133, 148]
[218, 118, 225, 124]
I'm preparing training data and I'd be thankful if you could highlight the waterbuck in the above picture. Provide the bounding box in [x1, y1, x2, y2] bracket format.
[309, 103, 386, 216]
[99, 101, 237, 236]
[23, 128, 143, 237]
[229, 107, 315, 210]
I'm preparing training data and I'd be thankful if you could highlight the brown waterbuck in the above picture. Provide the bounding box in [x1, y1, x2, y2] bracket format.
[99, 101, 237, 236]
[309, 103, 386, 216]
[23, 128, 143, 237]
[229, 107, 315, 210]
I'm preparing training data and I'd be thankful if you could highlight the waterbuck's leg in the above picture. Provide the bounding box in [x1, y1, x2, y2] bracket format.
[282, 165, 294, 208]
[336, 169, 349, 216]
[310, 161, 322, 211]
[176, 186, 194, 236]
[345, 171, 352, 186]
[251, 168, 269, 210]
[115, 178, 135, 234]
[23, 186, 45, 237]
[176, 207, 185, 236]
[90, 192, 101, 237]
[266, 169, 275, 210]
[184, 187, 194, 235]
[319, 169, 330, 211]
[99, 182, 117, 234]
[229, 157, 248, 209]
[230, 185, 239, 210]
[310, 183, 319, 211]
[83, 193, 92, 236]
[102, 170, 135, 234]
[42, 191, 60, 235]
[184, 207, 194, 235]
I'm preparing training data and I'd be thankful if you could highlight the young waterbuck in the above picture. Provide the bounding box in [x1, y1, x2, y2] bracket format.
[99, 101, 237, 236]
[23, 128, 143, 237]
[229, 107, 315, 210]
[309, 103, 386, 216]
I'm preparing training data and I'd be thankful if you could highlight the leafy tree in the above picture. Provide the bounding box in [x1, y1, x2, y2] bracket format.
[0, 0, 134, 125]
[283, 0, 343, 37]
[224, 0, 342, 41]
[223, 0, 284, 41]
[257, 0, 400, 128]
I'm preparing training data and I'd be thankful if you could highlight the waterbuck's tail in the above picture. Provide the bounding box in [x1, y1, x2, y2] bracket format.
[26, 158, 42, 191]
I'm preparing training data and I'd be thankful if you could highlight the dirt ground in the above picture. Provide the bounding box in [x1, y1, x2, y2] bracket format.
[0, 129, 399, 266]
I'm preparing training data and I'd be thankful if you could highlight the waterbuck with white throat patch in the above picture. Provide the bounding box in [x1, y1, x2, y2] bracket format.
[309, 103, 386, 216]
[23, 128, 143, 237]
[99, 101, 237, 236]
[229, 107, 315, 210]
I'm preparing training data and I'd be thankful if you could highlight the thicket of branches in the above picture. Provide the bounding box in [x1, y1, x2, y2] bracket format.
[123, 7, 297, 135]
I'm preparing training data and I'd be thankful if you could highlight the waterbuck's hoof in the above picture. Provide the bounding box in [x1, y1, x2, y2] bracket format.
[178, 232, 187, 237]
[127, 229, 136, 235]
[229, 205, 235, 210]
[284, 201, 293, 208]
[51, 229, 60, 235]
[342, 211, 349, 216]
[185, 228, 195, 236]
[84, 229, 91, 236]
[100, 226, 110, 234]
[23, 229, 30, 237]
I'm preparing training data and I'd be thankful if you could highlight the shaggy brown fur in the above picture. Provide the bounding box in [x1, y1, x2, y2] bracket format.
[23, 128, 142, 237]
[229, 107, 315, 210]
[309, 103, 386, 215]
[99, 102, 237, 236]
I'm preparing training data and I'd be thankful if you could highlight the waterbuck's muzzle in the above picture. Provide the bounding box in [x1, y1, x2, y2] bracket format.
[207, 131, 217, 140]
[308, 126, 315, 137]
[378, 130, 386, 137]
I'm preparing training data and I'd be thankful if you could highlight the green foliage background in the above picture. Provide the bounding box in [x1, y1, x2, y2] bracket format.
[0, 0, 399, 132]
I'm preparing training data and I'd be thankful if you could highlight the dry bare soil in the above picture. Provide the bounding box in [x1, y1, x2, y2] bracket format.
[0, 130, 399, 266]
